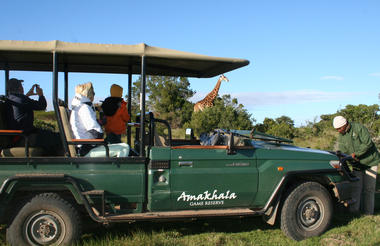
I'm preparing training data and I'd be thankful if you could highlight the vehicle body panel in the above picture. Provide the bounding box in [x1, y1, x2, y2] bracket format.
[169, 147, 258, 210]
[0, 157, 147, 205]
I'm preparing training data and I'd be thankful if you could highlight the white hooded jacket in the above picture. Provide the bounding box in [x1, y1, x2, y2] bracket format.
[70, 93, 103, 139]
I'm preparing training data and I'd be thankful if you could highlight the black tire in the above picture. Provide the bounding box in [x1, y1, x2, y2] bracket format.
[280, 181, 333, 241]
[6, 193, 81, 246]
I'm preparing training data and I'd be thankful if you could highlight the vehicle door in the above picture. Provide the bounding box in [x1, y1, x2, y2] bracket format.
[170, 146, 258, 210]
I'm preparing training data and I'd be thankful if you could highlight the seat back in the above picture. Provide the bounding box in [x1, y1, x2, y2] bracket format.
[154, 132, 167, 147]
[0, 98, 12, 148]
[58, 105, 77, 157]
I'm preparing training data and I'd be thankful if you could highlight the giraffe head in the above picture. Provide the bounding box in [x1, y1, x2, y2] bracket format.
[220, 74, 229, 82]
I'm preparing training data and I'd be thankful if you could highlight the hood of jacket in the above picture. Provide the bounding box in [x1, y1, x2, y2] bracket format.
[71, 93, 92, 108]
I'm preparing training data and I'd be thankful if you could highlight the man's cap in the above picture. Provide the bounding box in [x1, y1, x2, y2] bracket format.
[333, 116, 347, 129]
[110, 84, 123, 98]
[7, 78, 24, 92]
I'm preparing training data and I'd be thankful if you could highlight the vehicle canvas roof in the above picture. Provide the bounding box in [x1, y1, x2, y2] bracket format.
[0, 40, 249, 77]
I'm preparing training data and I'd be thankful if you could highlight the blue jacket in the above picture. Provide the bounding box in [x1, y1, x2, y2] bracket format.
[6, 93, 47, 133]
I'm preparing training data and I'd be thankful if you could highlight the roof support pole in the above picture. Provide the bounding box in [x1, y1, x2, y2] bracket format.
[4, 65, 9, 96]
[127, 66, 132, 146]
[64, 64, 69, 106]
[52, 52, 69, 156]
[139, 56, 146, 156]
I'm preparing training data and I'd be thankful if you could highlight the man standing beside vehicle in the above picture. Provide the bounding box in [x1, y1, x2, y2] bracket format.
[333, 115, 380, 214]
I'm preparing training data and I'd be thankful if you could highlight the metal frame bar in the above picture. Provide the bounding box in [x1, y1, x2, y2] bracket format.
[64, 64, 69, 106]
[4, 64, 9, 96]
[52, 52, 70, 157]
[139, 56, 146, 156]
[127, 66, 132, 146]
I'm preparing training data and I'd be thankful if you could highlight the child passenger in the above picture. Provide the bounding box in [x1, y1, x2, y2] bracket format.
[101, 84, 130, 144]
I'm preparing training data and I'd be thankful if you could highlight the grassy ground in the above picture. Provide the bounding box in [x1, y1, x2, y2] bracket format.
[0, 206, 378, 245]
[75, 209, 380, 246]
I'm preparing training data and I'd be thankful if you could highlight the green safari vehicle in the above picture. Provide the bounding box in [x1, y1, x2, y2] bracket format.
[0, 40, 358, 245]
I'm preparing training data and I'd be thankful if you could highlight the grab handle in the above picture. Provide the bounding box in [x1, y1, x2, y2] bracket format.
[178, 161, 193, 167]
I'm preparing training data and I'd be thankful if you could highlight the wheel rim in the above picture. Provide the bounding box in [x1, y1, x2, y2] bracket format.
[24, 210, 66, 246]
[297, 196, 324, 231]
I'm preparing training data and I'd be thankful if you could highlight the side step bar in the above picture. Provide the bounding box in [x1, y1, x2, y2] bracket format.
[82, 190, 105, 217]
[104, 208, 261, 222]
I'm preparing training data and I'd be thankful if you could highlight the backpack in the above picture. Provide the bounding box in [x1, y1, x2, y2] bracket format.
[101, 97, 122, 117]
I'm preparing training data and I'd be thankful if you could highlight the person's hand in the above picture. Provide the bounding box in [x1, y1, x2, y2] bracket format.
[35, 85, 43, 96]
[93, 103, 102, 112]
[351, 153, 359, 161]
[26, 84, 37, 96]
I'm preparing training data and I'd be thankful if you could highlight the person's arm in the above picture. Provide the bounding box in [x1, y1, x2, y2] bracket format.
[120, 102, 130, 123]
[20, 95, 47, 111]
[79, 105, 103, 138]
[354, 124, 373, 157]
[24, 85, 47, 110]
[88, 129, 104, 139]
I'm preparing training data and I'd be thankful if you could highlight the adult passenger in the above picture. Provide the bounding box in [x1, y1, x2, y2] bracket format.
[6, 78, 62, 155]
[333, 115, 380, 214]
[70, 82, 103, 156]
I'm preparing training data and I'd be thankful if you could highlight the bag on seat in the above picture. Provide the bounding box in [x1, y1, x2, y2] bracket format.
[85, 143, 130, 157]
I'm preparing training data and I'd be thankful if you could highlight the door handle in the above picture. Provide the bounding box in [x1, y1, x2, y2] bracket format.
[178, 161, 193, 167]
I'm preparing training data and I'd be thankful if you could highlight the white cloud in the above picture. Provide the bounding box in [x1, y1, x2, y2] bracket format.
[369, 72, 380, 77]
[228, 90, 362, 107]
[320, 75, 344, 81]
[191, 90, 361, 106]
[191, 90, 362, 107]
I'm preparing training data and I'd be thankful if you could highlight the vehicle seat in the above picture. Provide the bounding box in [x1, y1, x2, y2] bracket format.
[58, 102, 77, 157]
[58, 100, 109, 157]
[154, 132, 167, 147]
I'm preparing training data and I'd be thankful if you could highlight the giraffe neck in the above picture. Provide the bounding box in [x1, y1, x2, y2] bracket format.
[204, 78, 222, 103]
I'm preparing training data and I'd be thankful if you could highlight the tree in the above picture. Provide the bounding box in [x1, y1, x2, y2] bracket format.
[254, 116, 296, 139]
[337, 104, 379, 130]
[188, 95, 255, 136]
[132, 76, 195, 128]
[295, 104, 380, 150]
[311, 104, 380, 137]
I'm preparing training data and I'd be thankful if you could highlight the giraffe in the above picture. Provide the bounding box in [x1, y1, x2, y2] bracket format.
[193, 74, 229, 112]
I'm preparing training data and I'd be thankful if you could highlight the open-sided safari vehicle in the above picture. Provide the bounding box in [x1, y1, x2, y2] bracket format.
[0, 40, 358, 245]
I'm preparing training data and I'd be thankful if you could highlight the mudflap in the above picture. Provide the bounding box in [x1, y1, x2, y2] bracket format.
[262, 197, 281, 226]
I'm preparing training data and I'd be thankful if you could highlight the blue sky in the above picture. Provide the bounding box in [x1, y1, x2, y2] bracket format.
[1, 0, 379, 126]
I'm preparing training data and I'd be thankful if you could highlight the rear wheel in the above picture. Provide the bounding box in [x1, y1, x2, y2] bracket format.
[280, 182, 333, 241]
[6, 193, 81, 246]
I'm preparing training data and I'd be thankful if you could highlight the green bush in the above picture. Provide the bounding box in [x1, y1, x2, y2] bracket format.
[188, 95, 254, 136]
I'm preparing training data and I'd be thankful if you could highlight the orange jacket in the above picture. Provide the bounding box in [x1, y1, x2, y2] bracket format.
[104, 100, 130, 135]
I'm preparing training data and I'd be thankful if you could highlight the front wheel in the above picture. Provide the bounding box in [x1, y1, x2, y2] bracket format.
[280, 182, 333, 241]
[6, 193, 81, 246]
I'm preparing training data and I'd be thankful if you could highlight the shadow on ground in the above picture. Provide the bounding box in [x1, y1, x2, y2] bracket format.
[0, 203, 378, 244]
[79, 206, 379, 243]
